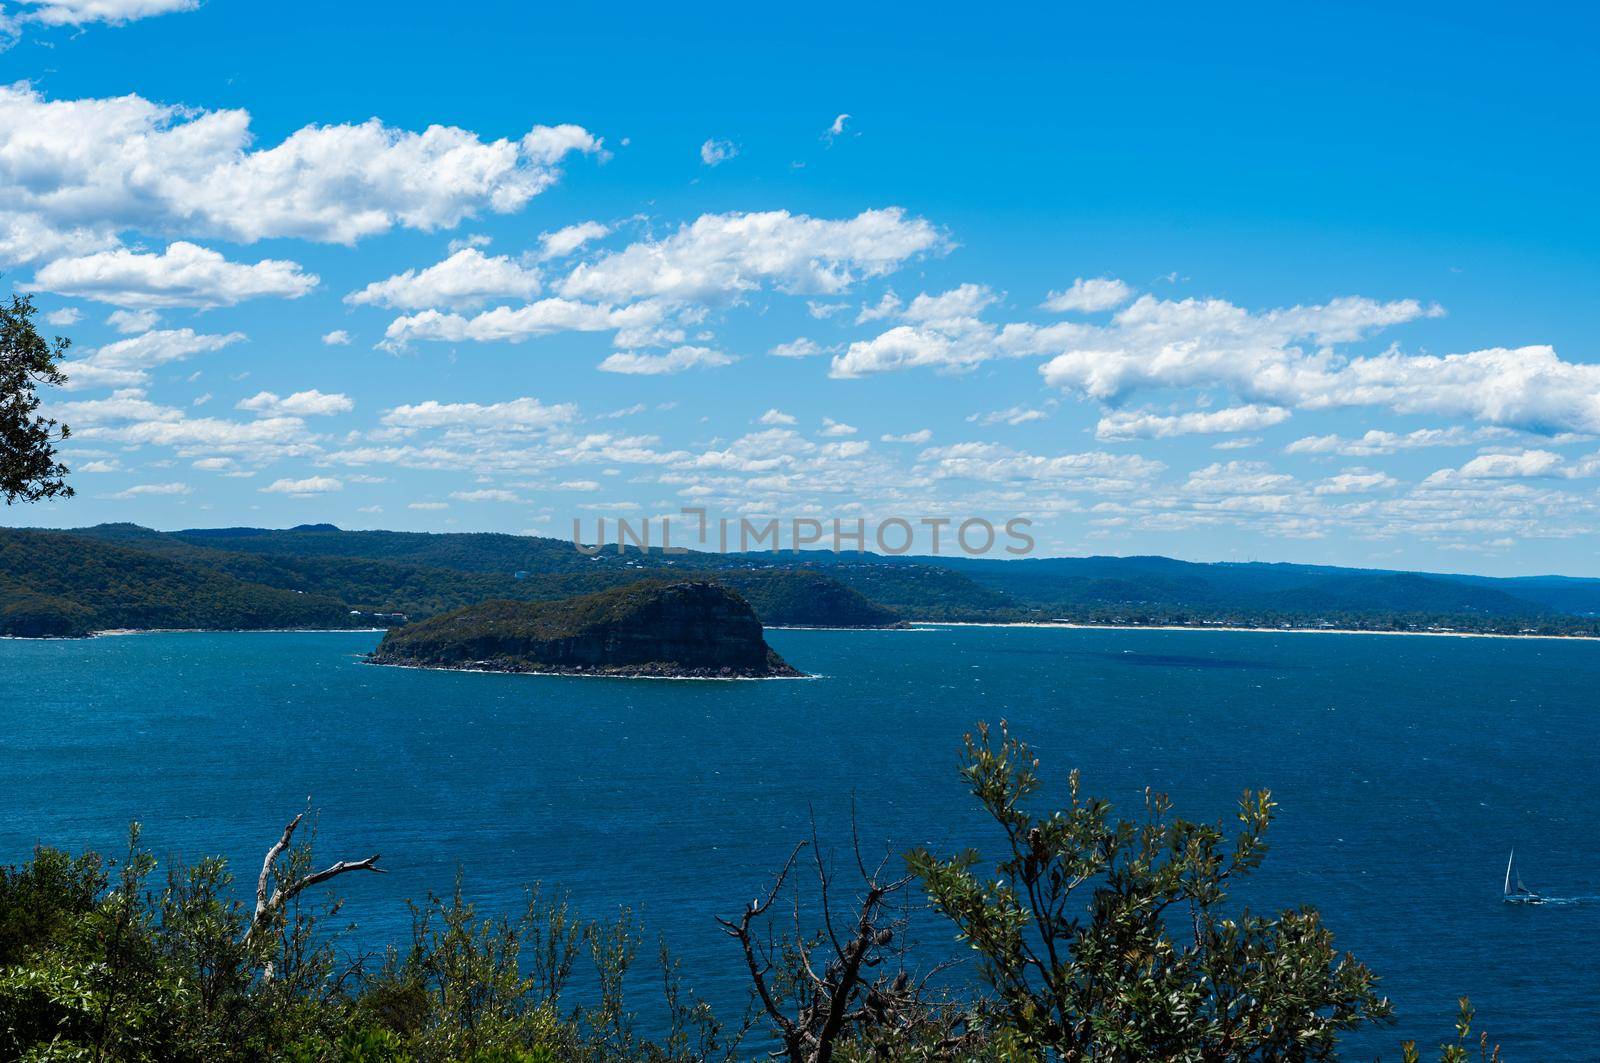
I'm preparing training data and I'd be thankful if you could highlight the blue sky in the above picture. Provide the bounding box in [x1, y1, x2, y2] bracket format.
[3, 0, 1599, 574]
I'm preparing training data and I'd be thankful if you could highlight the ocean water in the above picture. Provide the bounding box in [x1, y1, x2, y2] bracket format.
[3, 626, 1598, 1058]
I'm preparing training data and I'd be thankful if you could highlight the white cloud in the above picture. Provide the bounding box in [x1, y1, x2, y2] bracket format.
[768, 337, 828, 359]
[408, 501, 449, 510]
[10, 0, 197, 27]
[262, 475, 343, 495]
[321, 329, 352, 346]
[881, 429, 932, 444]
[33, 242, 317, 308]
[345, 248, 541, 310]
[824, 113, 850, 141]
[1039, 294, 1439, 401]
[380, 396, 577, 431]
[59, 328, 244, 390]
[0, 84, 603, 252]
[560, 208, 943, 304]
[922, 442, 1164, 490]
[597, 345, 734, 375]
[969, 404, 1050, 427]
[1183, 460, 1296, 496]
[1314, 470, 1400, 495]
[237, 390, 353, 417]
[1042, 277, 1133, 313]
[380, 298, 662, 348]
[557, 479, 600, 491]
[1096, 404, 1291, 441]
[109, 480, 190, 499]
[1434, 449, 1564, 481]
[699, 138, 738, 166]
[450, 488, 521, 502]
[820, 417, 857, 437]
[758, 408, 797, 426]
[902, 284, 997, 327]
[83, 414, 318, 460]
[45, 307, 81, 326]
[856, 290, 901, 323]
[538, 220, 609, 259]
[46, 387, 180, 424]
[105, 308, 158, 333]
[1285, 426, 1510, 457]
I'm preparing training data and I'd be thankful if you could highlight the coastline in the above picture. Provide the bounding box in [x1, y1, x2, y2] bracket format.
[918, 621, 1600, 642]
[1, 627, 388, 641]
[362, 658, 815, 681]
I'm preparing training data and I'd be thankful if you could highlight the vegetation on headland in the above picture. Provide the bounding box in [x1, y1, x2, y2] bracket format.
[370, 580, 801, 678]
[0, 724, 1498, 1062]
[0, 528, 368, 637]
[6, 522, 1600, 639]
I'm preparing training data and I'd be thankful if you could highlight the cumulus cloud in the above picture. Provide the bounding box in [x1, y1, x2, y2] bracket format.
[237, 390, 353, 417]
[769, 337, 829, 359]
[380, 298, 662, 348]
[902, 284, 997, 327]
[32, 242, 318, 308]
[108, 480, 190, 499]
[969, 404, 1050, 427]
[1285, 426, 1510, 457]
[1095, 404, 1291, 441]
[1042, 277, 1133, 313]
[881, 429, 932, 443]
[538, 220, 609, 259]
[345, 248, 541, 310]
[45, 388, 180, 424]
[82, 414, 319, 460]
[758, 408, 797, 426]
[598, 345, 734, 375]
[1038, 294, 1439, 401]
[380, 396, 577, 431]
[1313, 469, 1400, 495]
[819, 417, 857, 437]
[10, 0, 197, 27]
[560, 208, 943, 304]
[321, 329, 352, 346]
[699, 138, 738, 166]
[262, 475, 343, 495]
[450, 488, 521, 502]
[0, 84, 603, 253]
[105, 308, 158, 334]
[45, 307, 81, 326]
[1432, 449, 1565, 482]
[921, 442, 1164, 490]
[59, 328, 244, 390]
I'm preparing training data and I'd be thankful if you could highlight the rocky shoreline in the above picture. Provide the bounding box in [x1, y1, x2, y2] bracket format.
[367, 580, 803, 679]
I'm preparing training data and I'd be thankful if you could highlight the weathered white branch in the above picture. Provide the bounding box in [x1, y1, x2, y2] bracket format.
[245, 812, 385, 950]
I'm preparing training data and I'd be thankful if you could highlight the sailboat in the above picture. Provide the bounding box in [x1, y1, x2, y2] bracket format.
[1503, 849, 1544, 905]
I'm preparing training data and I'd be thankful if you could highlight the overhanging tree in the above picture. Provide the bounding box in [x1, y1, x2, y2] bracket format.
[1, 292, 73, 505]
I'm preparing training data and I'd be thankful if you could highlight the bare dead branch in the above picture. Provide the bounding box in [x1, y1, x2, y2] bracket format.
[244, 812, 386, 953]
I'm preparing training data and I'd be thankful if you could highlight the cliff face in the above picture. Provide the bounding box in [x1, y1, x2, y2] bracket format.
[369, 580, 802, 678]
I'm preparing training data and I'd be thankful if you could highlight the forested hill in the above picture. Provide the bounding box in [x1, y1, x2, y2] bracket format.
[5, 522, 1600, 636]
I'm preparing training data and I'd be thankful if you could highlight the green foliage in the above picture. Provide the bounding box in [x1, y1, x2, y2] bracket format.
[0, 293, 72, 506]
[1401, 999, 1503, 1063]
[0, 529, 364, 636]
[906, 721, 1394, 1060]
[371, 580, 798, 677]
[0, 727, 1499, 1061]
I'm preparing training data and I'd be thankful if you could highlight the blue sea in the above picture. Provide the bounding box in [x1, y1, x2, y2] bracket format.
[3, 626, 1597, 1058]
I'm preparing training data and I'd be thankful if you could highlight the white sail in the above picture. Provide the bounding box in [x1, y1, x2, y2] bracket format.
[1505, 850, 1515, 895]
